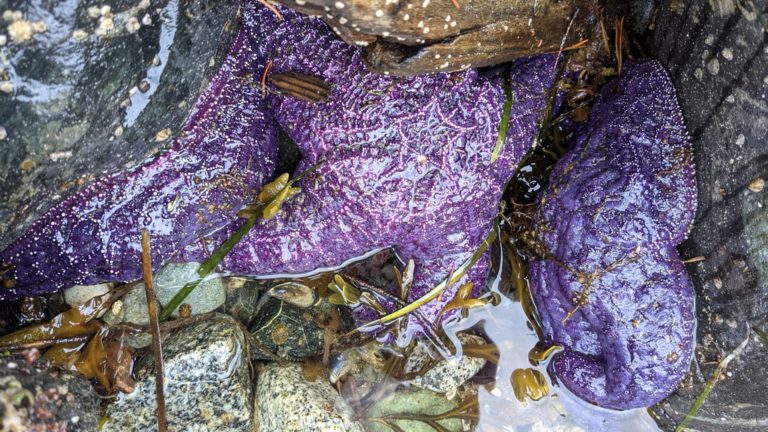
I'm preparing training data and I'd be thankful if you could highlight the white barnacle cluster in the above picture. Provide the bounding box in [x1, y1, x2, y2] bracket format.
[83, 0, 151, 39]
[2, 9, 46, 44]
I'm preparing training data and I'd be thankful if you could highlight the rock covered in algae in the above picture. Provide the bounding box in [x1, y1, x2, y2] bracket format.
[529, 60, 697, 410]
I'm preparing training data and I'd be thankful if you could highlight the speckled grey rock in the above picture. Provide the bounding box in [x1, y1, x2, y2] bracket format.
[254, 363, 364, 432]
[102, 281, 154, 326]
[102, 313, 253, 432]
[405, 333, 486, 397]
[0, 356, 100, 431]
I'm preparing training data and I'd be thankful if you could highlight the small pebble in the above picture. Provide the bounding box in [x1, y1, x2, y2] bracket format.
[0, 35, 6, 45]
[2, 10, 13, 21]
[138, 79, 150, 92]
[0, 126, 6, 140]
[141, 13, 152, 26]
[748, 178, 764, 193]
[114, 125, 124, 137]
[64, 283, 112, 307]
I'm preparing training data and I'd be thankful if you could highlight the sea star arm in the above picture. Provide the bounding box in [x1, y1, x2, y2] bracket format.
[529, 60, 697, 409]
[0, 24, 279, 298]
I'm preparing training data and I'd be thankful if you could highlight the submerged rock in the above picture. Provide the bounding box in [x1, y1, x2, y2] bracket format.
[405, 333, 487, 397]
[103, 262, 224, 327]
[254, 363, 364, 432]
[363, 387, 463, 432]
[0, 356, 100, 431]
[102, 314, 253, 431]
[248, 297, 327, 361]
[151, 262, 225, 317]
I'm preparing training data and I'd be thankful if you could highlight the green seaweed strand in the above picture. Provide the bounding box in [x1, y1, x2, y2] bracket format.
[356, 222, 499, 331]
[674, 329, 750, 432]
[491, 72, 513, 163]
[158, 160, 324, 321]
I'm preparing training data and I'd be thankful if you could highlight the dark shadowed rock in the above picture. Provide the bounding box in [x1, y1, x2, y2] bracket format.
[0, 356, 100, 431]
[642, 1, 768, 430]
[0, 0, 238, 249]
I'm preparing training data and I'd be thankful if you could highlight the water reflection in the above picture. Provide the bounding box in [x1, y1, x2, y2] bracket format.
[442, 243, 661, 431]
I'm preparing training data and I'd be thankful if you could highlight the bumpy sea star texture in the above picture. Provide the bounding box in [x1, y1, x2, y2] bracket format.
[528, 61, 697, 410]
[0, 3, 556, 341]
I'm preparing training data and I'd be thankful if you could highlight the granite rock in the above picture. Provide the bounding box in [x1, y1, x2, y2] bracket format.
[405, 333, 486, 397]
[254, 362, 363, 432]
[102, 313, 253, 431]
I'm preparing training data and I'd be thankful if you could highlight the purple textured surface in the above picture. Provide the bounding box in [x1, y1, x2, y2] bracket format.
[0, 4, 556, 342]
[529, 61, 697, 410]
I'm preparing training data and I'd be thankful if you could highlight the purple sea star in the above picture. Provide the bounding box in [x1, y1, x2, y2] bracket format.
[0, 3, 698, 409]
[528, 60, 697, 409]
[0, 3, 556, 342]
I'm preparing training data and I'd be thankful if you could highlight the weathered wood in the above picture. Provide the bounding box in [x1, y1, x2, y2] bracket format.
[275, 0, 607, 75]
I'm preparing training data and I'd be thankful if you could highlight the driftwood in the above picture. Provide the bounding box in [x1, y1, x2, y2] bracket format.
[275, 0, 616, 75]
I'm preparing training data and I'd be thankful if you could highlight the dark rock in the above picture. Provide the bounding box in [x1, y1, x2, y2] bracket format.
[0, 0, 238, 250]
[249, 297, 351, 361]
[643, 1, 768, 430]
[0, 356, 100, 431]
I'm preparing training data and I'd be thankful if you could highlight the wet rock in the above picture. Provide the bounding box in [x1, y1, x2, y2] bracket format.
[152, 262, 226, 317]
[363, 388, 463, 432]
[0, 0, 239, 249]
[64, 283, 112, 307]
[223, 277, 262, 324]
[643, 1, 768, 430]
[102, 282, 153, 326]
[0, 356, 100, 431]
[102, 262, 224, 326]
[102, 313, 253, 431]
[328, 343, 386, 384]
[249, 297, 350, 361]
[275, 0, 608, 75]
[254, 362, 364, 432]
[405, 333, 486, 397]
